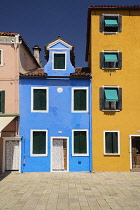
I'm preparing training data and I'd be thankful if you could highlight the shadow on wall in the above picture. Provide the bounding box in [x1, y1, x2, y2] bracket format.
[0, 171, 11, 182]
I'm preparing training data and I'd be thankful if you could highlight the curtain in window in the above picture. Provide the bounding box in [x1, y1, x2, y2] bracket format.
[105, 132, 118, 153]
[33, 131, 46, 154]
[74, 90, 86, 111]
[54, 54, 65, 69]
[74, 131, 87, 154]
[33, 89, 46, 110]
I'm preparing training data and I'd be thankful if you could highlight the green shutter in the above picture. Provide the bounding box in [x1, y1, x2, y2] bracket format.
[0, 50, 1, 65]
[33, 131, 46, 154]
[112, 132, 118, 153]
[105, 132, 112, 153]
[54, 54, 65, 69]
[0, 91, 5, 113]
[74, 131, 87, 154]
[74, 89, 86, 111]
[33, 89, 46, 110]
[105, 132, 118, 153]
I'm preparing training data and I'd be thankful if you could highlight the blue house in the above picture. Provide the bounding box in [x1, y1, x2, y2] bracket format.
[20, 37, 92, 172]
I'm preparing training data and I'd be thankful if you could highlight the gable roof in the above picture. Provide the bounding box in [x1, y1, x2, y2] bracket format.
[85, 5, 140, 61]
[45, 36, 74, 50]
[0, 32, 40, 68]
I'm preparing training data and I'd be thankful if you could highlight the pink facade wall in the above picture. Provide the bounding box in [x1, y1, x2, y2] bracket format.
[0, 37, 39, 114]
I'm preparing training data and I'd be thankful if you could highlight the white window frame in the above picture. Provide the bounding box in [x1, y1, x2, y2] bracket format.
[102, 51, 120, 70]
[72, 129, 89, 156]
[104, 130, 120, 155]
[0, 49, 3, 66]
[72, 87, 88, 113]
[102, 14, 120, 34]
[52, 52, 66, 70]
[30, 129, 48, 157]
[31, 87, 49, 113]
[102, 86, 120, 112]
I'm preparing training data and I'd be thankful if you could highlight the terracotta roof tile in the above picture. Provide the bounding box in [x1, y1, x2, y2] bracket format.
[89, 5, 140, 9]
[0, 32, 20, 36]
[70, 67, 91, 77]
[20, 68, 47, 77]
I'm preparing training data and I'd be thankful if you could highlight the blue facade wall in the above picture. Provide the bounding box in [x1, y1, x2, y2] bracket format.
[20, 78, 91, 172]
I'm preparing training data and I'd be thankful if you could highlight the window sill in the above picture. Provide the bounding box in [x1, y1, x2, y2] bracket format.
[104, 153, 120, 156]
[31, 110, 48, 113]
[102, 110, 120, 112]
[72, 154, 89, 157]
[102, 68, 121, 70]
[102, 32, 119, 34]
[30, 154, 48, 157]
[72, 111, 89, 113]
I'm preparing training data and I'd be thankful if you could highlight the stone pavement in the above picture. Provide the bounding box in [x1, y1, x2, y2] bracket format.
[0, 172, 140, 210]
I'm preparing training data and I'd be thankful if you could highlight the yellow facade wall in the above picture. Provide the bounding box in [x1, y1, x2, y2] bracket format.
[90, 9, 140, 171]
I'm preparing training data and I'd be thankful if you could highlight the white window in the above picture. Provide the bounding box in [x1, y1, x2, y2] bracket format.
[30, 130, 48, 156]
[100, 51, 122, 70]
[100, 86, 122, 111]
[100, 14, 122, 33]
[72, 129, 89, 156]
[31, 87, 49, 112]
[104, 131, 120, 155]
[53, 52, 66, 70]
[72, 87, 88, 113]
[0, 49, 3, 66]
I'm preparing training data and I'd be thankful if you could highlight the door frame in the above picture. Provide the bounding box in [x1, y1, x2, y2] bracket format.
[2, 137, 21, 173]
[50, 136, 69, 172]
[129, 135, 140, 169]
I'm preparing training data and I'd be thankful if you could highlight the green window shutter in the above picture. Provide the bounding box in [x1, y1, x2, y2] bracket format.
[0, 50, 1, 65]
[54, 54, 65, 69]
[33, 131, 46, 154]
[118, 15, 122, 32]
[100, 87, 104, 110]
[74, 89, 86, 111]
[33, 89, 46, 110]
[105, 132, 118, 153]
[118, 52, 122, 69]
[118, 88, 122, 111]
[100, 15, 104, 32]
[100, 52, 104, 69]
[74, 131, 87, 154]
[112, 132, 118, 153]
[0, 91, 5, 113]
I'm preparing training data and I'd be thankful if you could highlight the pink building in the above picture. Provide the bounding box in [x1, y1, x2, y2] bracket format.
[0, 32, 40, 173]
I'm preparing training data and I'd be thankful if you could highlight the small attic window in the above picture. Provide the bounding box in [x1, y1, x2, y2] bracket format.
[53, 53, 66, 70]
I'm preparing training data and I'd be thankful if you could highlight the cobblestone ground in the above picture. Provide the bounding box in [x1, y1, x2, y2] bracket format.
[0, 172, 140, 209]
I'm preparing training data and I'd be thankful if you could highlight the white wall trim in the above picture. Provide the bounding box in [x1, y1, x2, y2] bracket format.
[72, 129, 89, 156]
[52, 52, 66, 70]
[50, 136, 69, 172]
[31, 87, 49, 113]
[71, 87, 89, 113]
[103, 130, 120, 155]
[2, 137, 21, 173]
[47, 39, 73, 50]
[30, 129, 48, 157]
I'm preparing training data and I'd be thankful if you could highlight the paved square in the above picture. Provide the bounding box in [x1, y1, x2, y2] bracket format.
[0, 172, 140, 209]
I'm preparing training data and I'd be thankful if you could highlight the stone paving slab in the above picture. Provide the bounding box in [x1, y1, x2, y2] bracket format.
[0, 172, 140, 209]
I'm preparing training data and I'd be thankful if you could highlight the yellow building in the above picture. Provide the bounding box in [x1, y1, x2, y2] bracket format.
[86, 5, 140, 171]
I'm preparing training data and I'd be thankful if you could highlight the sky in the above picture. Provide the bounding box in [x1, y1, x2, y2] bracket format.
[1, 0, 140, 68]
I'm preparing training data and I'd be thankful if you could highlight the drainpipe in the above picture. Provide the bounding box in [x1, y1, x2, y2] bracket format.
[89, 78, 92, 172]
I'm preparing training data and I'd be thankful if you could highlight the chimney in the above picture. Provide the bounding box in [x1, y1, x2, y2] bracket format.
[33, 45, 42, 66]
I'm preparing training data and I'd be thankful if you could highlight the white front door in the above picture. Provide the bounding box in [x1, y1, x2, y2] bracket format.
[52, 138, 68, 171]
[5, 140, 19, 170]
